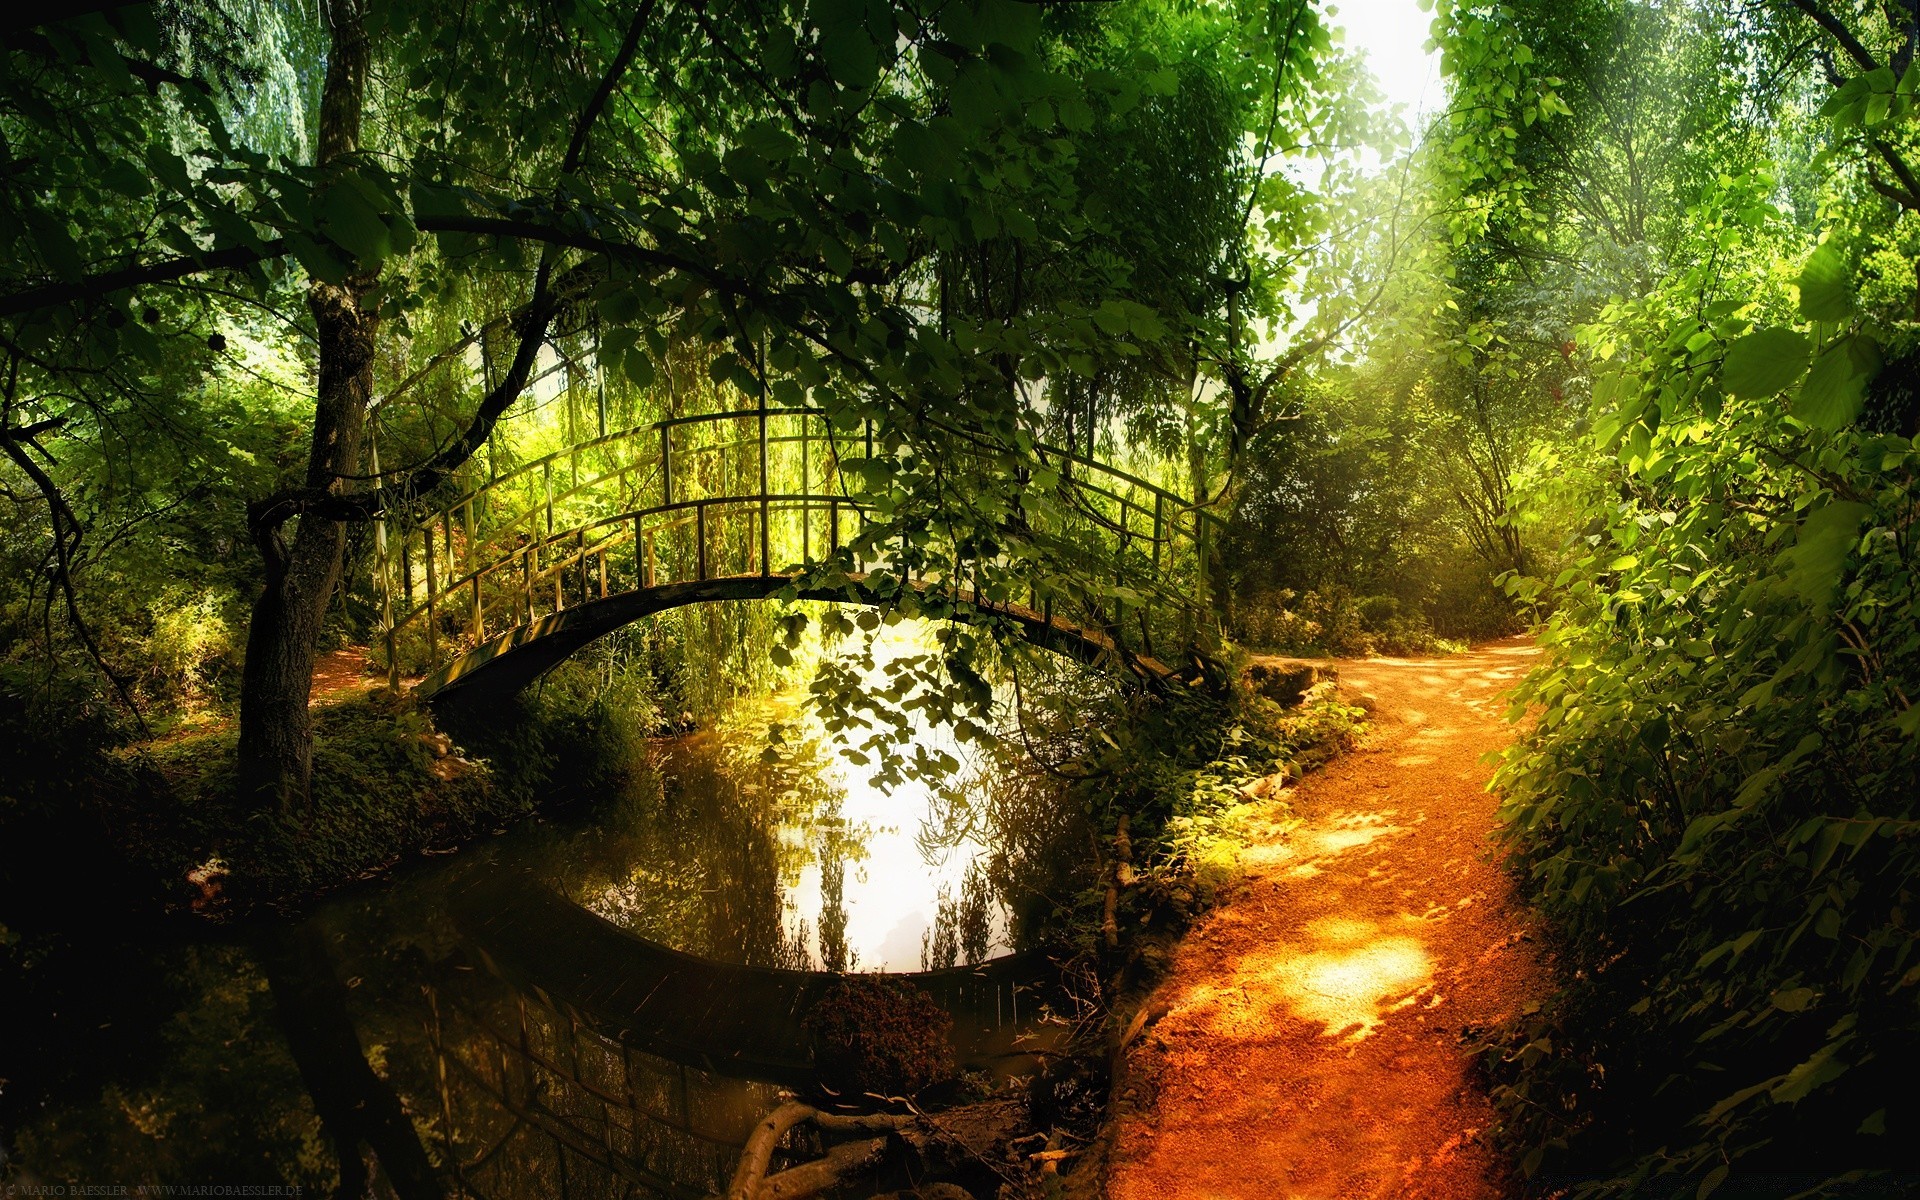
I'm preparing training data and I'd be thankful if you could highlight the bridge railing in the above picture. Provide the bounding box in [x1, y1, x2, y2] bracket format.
[424, 979, 769, 1197]
[370, 407, 1217, 685]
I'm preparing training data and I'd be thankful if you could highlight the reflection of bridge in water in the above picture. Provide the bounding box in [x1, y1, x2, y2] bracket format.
[424, 869, 1070, 1198]
[364, 406, 1217, 700]
[425, 972, 764, 1198]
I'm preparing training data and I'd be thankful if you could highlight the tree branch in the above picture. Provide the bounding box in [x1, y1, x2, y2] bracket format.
[0, 415, 147, 730]
[1788, 0, 1882, 72]
[1870, 137, 1920, 209]
[0, 241, 288, 320]
[250, 1, 657, 535]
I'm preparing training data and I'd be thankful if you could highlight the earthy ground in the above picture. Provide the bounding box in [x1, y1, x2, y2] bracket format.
[1107, 638, 1546, 1200]
[311, 646, 377, 702]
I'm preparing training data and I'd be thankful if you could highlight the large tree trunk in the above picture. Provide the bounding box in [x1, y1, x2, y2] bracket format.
[258, 924, 443, 1199]
[237, 0, 375, 816]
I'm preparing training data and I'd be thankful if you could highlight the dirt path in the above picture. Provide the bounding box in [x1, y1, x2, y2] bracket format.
[1107, 638, 1546, 1200]
[311, 647, 376, 703]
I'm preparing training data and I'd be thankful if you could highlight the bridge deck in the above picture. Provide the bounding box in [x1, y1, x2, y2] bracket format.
[420, 571, 1173, 707]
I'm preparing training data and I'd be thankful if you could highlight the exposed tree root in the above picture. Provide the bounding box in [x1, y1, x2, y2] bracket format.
[722, 1102, 913, 1200]
[718, 1097, 1034, 1200]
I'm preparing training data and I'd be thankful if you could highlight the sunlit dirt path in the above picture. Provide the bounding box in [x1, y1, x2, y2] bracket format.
[310, 646, 376, 702]
[1107, 638, 1546, 1200]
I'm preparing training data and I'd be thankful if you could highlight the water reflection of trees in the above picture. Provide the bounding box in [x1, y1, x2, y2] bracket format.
[815, 820, 851, 972]
[922, 870, 994, 970]
[468, 628, 1097, 978]
[3, 940, 330, 1188]
[295, 891, 780, 1198]
[917, 658, 1105, 966]
[921, 752, 1105, 967]
[520, 722, 847, 970]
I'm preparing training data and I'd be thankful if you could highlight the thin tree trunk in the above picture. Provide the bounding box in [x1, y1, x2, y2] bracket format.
[237, 0, 375, 816]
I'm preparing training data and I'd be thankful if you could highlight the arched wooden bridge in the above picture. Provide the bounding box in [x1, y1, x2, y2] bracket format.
[369, 406, 1217, 702]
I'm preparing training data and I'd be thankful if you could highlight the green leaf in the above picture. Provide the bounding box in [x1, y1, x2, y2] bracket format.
[1697, 1165, 1729, 1200]
[1808, 820, 1847, 876]
[1721, 328, 1808, 398]
[1779, 499, 1868, 603]
[893, 121, 945, 175]
[100, 157, 152, 200]
[1798, 244, 1855, 321]
[817, 17, 879, 90]
[317, 181, 390, 265]
[1771, 987, 1816, 1012]
[599, 289, 641, 324]
[287, 233, 352, 285]
[1795, 334, 1881, 431]
[950, 61, 1001, 126]
[1771, 1037, 1851, 1102]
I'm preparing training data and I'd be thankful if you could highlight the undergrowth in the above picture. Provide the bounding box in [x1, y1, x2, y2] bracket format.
[1237, 585, 1468, 658]
[1484, 250, 1920, 1196]
[1016, 657, 1365, 979]
[107, 656, 650, 914]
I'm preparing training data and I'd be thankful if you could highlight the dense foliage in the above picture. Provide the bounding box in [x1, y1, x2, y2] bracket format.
[1426, 0, 1920, 1192]
[17, 0, 1920, 1190]
[0, 0, 1395, 813]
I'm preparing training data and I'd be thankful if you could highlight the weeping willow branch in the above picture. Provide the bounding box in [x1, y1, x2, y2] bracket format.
[0, 402, 148, 733]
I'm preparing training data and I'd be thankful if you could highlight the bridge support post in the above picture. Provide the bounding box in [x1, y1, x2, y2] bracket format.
[522, 546, 535, 625]
[695, 504, 707, 581]
[577, 529, 589, 607]
[370, 433, 400, 691]
[660, 426, 673, 507]
[758, 406, 771, 576]
[1150, 494, 1164, 645]
[400, 523, 414, 612]
[424, 525, 438, 660]
[441, 508, 454, 593]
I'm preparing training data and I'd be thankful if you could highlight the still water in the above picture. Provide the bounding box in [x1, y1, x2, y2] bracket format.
[2, 626, 1089, 1195]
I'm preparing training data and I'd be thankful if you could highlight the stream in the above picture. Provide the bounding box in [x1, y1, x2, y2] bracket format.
[2, 626, 1089, 1195]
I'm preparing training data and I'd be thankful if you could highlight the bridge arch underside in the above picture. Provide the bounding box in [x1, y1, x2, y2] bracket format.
[418, 572, 1168, 714]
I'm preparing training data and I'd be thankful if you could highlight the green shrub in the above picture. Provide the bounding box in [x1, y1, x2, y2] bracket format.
[1489, 283, 1920, 1192]
[125, 691, 503, 907]
[1235, 584, 1461, 657]
[136, 587, 245, 713]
